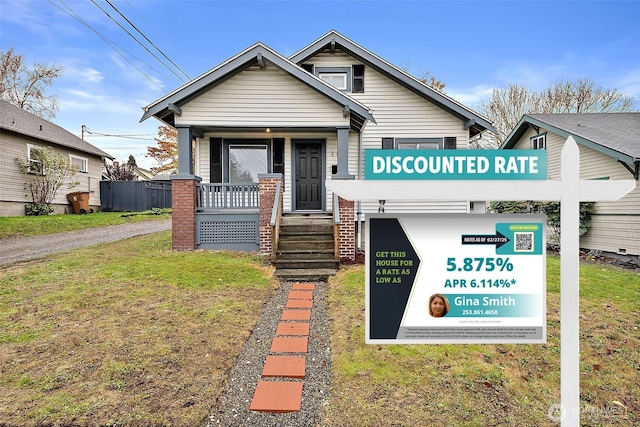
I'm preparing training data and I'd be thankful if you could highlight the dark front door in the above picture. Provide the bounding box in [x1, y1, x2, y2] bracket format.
[294, 140, 323, 211]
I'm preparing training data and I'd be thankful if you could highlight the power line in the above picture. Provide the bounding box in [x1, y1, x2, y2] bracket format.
[49, 0, 169, 91]
[82, 125, 156, 141]
[90, 0, 189, 84]
[105, 0, 191, 81]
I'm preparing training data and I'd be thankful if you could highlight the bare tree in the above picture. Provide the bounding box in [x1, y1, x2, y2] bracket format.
[104, 161, 138, 181]
[478, 78, 636, 147]
[0, 47, 63, 120]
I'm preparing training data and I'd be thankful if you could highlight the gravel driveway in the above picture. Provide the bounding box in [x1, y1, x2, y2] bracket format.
[0, 219, 171, 266]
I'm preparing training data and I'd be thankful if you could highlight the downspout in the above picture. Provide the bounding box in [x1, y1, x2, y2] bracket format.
[356, 131, 362, 251]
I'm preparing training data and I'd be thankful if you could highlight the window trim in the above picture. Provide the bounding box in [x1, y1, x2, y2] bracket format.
[69, 154, 89, 173]
[315, 66, 352, 91]
[530, 133, 547, 150]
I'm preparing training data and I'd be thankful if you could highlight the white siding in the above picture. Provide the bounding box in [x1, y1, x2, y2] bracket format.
[305, 51, 470, 215]
[177, 64, 348, 128]
[1, 131, 103, 216]
[512, 127, 640, 255]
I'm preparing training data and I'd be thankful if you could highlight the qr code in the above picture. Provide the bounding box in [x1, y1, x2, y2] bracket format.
[514, 232, 534, 252]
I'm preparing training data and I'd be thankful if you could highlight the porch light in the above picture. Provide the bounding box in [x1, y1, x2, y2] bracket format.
[265, 128, 271, 133]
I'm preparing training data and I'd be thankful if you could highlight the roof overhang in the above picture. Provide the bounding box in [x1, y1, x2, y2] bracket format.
[290, 31, 496, 137]
[141, 42, 375, 132]
[501, 115, 637, 165]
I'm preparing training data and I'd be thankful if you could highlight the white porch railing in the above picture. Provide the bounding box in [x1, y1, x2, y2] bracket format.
[197, 183, 259, 210]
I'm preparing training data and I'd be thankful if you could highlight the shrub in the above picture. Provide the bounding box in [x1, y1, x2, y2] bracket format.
[25, 202, 54, 216]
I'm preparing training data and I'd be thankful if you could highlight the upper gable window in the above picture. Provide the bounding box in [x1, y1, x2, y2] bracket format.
[531, 134, 546, 150]
[319, 72, 348, 90]
[315, 66, 352, 92]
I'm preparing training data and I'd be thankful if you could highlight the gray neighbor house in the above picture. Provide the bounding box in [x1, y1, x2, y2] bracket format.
[0, 99, 114, 216]
[501, 113, 640, 258]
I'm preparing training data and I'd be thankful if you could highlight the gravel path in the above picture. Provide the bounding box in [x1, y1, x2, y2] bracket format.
[206, 280, 332, 427]
[0, 219, 171, 266]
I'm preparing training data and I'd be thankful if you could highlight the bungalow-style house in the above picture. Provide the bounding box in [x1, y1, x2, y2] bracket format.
[501, 113, 640, 257]
[0, 99, 114, 216]
[140, 30, 495, 278]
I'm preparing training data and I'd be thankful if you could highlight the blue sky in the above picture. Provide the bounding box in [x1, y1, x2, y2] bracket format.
[1, 0, 638, 169]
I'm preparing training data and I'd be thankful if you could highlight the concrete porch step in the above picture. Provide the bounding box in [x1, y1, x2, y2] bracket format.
[273, 259, 338, 270]
[273, 268, 337, 282]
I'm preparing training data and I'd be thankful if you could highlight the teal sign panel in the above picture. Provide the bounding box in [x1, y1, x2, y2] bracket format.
[364, 149, 547, 180]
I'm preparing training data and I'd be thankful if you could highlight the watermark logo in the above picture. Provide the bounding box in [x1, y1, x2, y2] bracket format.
[547, 403, 566, 422]
[547, 402, 627, 423]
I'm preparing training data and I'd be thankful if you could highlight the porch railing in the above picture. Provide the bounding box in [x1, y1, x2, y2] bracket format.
[197, 183, 259, 210]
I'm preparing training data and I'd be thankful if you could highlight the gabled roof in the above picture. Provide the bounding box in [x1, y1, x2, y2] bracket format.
[0, 100, 114, 159]
[501, 113, 640, 164]
[289, 30, 496, 136]
[140, 42, 375, 131]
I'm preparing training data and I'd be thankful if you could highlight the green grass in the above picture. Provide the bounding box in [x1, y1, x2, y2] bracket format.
[325, 258, 640, 427]
[0, 209, 171, 239]
[0, 231, 277, 426]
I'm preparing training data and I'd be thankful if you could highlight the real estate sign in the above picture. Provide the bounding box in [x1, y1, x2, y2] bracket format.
[366, 213, 546, 344]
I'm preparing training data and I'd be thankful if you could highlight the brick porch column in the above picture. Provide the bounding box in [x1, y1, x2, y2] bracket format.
[338, 196, 355, 261]
[171, 176, 201, 251]
[258, 174, 284, 256]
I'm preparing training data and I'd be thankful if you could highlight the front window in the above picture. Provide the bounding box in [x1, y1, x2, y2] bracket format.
[228, 145, 267, 183]
[531, 134, 546, 149]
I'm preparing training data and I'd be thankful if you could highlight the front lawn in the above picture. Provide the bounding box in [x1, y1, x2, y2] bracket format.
[0, 231, 277, 426]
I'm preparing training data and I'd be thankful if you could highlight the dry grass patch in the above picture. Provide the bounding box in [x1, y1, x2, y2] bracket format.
[325, 259, 639, 427]
[0, 231, 278, 426]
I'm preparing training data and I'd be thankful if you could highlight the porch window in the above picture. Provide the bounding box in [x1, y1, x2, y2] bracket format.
[531, 134, 546, 150]
[229, 145, 267, 183]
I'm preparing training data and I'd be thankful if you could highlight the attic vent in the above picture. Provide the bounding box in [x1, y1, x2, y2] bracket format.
[39, 125, 43, 131]
[443, 137, 457, 149]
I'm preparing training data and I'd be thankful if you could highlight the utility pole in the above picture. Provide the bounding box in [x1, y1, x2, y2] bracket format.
[81, 124, 86, 141]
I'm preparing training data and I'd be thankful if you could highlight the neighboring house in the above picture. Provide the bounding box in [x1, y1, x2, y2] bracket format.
[140, 30, 496, 259]
[501, 113, 640, 256]
[0, 100, 114, 216]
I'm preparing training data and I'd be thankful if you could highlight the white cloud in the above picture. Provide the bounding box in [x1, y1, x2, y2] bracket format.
[447, 85, 495, 107]
[612, 68, 640, 105]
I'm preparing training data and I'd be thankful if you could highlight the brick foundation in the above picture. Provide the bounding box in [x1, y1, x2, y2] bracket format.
[258, 175, 284, 256]
[338, 196, 355, 261]
[171, 176, 200, 251]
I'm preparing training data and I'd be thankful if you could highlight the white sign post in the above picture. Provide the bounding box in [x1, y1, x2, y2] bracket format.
[326, 137, 635, 426]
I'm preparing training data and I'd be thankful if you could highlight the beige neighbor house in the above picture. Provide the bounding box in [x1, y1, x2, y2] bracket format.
[140, 30, 496, 277]
[501, 113, 640, 257]
[0, 100, 114, 216]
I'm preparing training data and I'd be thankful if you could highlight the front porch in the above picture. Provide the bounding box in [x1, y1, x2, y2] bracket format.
[170, 174, 356, 265]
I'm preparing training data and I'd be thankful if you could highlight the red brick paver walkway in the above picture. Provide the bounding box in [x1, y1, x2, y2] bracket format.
[249, 283, 315, 413]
